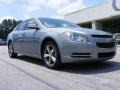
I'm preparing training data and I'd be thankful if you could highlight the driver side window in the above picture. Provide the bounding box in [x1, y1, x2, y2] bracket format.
[26, 20, 38, 30]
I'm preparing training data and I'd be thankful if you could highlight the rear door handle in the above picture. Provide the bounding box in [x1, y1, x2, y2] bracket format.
[22, 33, 25, 35]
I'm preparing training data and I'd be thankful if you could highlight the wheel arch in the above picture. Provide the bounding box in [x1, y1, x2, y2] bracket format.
[8, 39, 12, 45]
[40, 37, 61, 58]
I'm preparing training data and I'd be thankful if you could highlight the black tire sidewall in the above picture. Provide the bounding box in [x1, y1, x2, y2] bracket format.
[8, 42, 17, 58]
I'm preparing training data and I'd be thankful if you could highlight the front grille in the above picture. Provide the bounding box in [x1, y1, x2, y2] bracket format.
[71, 53, 90, 58]
[98, 52, 115, 58]
[96, 42, 115, 48]
[91, 35, 113, 38]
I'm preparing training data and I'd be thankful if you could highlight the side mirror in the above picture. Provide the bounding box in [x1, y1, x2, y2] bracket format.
[27, 23, 40, 30]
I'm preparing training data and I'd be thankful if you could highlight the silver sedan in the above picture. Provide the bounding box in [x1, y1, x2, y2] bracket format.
[7, 18, 116, 69]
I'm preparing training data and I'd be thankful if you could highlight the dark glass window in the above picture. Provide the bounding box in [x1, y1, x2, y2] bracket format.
[16, 21, 27, 31]
[25, 19, 38, 30]
[39, 18, 80, 28]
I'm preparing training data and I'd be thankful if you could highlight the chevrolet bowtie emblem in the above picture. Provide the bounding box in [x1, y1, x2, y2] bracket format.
[112, 0, 120, 11]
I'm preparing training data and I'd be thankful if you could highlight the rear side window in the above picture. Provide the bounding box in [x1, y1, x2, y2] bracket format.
[14, 24, 20, 31]
[15, 21, 27, 31]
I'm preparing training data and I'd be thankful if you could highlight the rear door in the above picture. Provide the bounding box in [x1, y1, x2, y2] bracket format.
[13, 21, 27, 53]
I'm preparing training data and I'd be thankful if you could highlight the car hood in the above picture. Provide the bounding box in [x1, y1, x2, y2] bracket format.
[49, 27, 112, 35]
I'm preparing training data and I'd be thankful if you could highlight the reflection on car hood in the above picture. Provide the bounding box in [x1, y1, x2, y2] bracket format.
[50, 27, 112, 35]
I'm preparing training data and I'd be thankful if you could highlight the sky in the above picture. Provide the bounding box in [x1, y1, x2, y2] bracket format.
[0, 0, 107, 21]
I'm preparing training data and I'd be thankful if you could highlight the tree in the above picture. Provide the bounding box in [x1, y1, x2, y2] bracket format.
[0, 19, 21, 39]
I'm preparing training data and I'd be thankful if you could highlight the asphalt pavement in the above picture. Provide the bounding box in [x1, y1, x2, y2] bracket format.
[0, 46, 120, 90]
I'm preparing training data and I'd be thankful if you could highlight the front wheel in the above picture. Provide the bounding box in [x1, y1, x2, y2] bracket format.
[8, 42, 17, 58]
[42, 41, 61, 69]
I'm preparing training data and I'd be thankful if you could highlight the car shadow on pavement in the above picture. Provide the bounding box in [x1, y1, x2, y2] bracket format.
[16, 55, 44, 66]
[16, 55, 120, 75]
[60, 61, 120, 74]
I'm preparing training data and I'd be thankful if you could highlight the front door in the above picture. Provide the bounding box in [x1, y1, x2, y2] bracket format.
[23, 19, 40, 55]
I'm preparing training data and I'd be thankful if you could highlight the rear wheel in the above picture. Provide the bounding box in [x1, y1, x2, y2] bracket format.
[42, 41, 61, 69]
[8, 41, 17, 58]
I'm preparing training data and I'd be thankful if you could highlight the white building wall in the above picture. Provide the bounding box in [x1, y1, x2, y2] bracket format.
[64, 0, 120, 24]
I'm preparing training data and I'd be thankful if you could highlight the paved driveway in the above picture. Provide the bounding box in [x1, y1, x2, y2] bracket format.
[0, 46, 120, 90]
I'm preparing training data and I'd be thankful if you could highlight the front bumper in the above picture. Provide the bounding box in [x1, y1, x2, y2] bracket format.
[60, 41, 116, 63]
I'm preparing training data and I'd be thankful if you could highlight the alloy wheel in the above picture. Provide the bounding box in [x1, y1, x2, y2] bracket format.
[44, 44, 57, 67]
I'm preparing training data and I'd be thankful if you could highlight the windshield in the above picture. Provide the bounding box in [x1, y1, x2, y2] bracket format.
[39, 18, 80, 28]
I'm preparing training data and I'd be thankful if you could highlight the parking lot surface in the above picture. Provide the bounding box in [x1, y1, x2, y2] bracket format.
[0, 46, 120, 90]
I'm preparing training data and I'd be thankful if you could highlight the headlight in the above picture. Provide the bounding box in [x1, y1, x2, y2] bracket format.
[64, 32, 88, 43]
[113, 35, 116, 39]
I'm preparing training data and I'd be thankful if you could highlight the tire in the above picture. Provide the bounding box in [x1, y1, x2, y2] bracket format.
[8, 41, 17, 58]
[42, 41, 61, 69]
